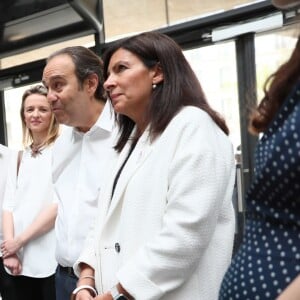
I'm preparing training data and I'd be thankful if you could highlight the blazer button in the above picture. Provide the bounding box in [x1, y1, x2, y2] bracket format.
[115, 243, 121, 253]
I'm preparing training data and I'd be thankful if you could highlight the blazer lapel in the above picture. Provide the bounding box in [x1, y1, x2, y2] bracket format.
[104, 128, 153, 221]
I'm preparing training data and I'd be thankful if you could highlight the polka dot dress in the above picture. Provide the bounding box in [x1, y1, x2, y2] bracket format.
[219, 81, 300, 299]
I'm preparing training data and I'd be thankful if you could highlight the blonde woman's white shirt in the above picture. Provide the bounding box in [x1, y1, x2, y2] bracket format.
[53, 101, 117, 268]
[3, 145, 57, 277]
[0, 144, 16, 254]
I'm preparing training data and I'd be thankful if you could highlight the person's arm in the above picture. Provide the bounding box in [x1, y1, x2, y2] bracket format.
[1, 203, 57, 257]
[2, 151, 17, 244]
[93, 283, 132, 300]
[72, 263, 97, 300]
[2, 210, 15, 244]
[276, 275, 300, 300]
[75, 282, 132, 300]
[3, 255, 22, 275]
[2, 210, 22, 275]
[1, 149, 18, 255]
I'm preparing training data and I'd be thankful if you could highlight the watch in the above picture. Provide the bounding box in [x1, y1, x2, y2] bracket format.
[110, 285, 129, 300]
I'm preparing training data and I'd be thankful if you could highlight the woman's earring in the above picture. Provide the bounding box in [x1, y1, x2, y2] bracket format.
[152, 84, 157, 90]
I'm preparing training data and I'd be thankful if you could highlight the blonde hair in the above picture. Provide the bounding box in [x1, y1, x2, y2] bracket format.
[20, 85, 59, 147]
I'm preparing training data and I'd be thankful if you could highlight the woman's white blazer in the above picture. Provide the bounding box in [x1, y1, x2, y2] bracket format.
[75, 106, 236, 300]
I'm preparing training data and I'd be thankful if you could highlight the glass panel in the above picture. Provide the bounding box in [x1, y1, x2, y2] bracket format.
[4, 84, 40, 150]
[0, 35, 95, 70]
[103, 0, 167, 40]
[103, 0, 265, 41]
[168, 0, 262, 23]
[4, 83, 68, 150]
[0, 0, 266, 68]
[184, 41, 240, 151]
[255, 26, 299, 103]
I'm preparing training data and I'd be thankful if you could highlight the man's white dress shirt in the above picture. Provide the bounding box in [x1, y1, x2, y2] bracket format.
[53, 102, 117, 267]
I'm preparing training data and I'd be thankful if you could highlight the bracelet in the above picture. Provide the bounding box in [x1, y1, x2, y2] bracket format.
[79, 275, 95, 281]
[72, 285, 98, 297]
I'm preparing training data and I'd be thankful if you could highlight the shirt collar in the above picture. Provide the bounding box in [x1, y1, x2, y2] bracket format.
[94, 100, 115, 132]
[72, 100, 115, 137]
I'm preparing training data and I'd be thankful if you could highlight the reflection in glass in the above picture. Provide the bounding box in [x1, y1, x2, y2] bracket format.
[4, 85, 34, 150]
[184, 41, 240, 151]
[103, 0, 262, 41]
[255, 26, 298, 103]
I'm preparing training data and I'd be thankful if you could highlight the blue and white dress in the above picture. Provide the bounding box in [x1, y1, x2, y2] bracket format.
[219, 81, 300, 299]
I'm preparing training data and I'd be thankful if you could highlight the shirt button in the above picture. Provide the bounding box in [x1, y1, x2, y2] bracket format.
[115, 243, 121, 253]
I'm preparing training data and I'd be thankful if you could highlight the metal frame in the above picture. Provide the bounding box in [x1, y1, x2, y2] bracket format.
[0, 91, 8, 145]
[0, 2, 95, 59]
[235, 33, 259, 194]
[68, 0, 105, 54]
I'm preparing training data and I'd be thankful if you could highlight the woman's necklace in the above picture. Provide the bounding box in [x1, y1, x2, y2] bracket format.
[30, 143, 44, 158]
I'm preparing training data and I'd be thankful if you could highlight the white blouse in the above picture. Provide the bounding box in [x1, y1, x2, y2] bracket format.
[3, 145, 57, 277]
[0, 144, 16, 251]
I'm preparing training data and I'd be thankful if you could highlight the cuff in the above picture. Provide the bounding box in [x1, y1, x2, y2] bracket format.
[117, 264, 163, 300]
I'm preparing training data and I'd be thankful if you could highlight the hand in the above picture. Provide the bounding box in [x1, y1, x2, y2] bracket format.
[75, 292, 112, 300]
[93, 284, 132, 300]
[74, 290, 113, 300]
[73, 288, 96, 300]
[94, 292, 113, 300]
[276, 275, 300, 300]
[1, 238, 22, 257]
[3, 254, 22, 275]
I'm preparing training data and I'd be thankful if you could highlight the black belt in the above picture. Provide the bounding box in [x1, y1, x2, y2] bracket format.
[58, 264, 77, 277]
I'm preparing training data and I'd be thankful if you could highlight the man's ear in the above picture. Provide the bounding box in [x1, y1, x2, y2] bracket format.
[85, 73, 99, 95]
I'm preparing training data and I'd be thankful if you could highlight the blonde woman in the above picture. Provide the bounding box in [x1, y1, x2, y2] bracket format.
[1, 85, 59, 300]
